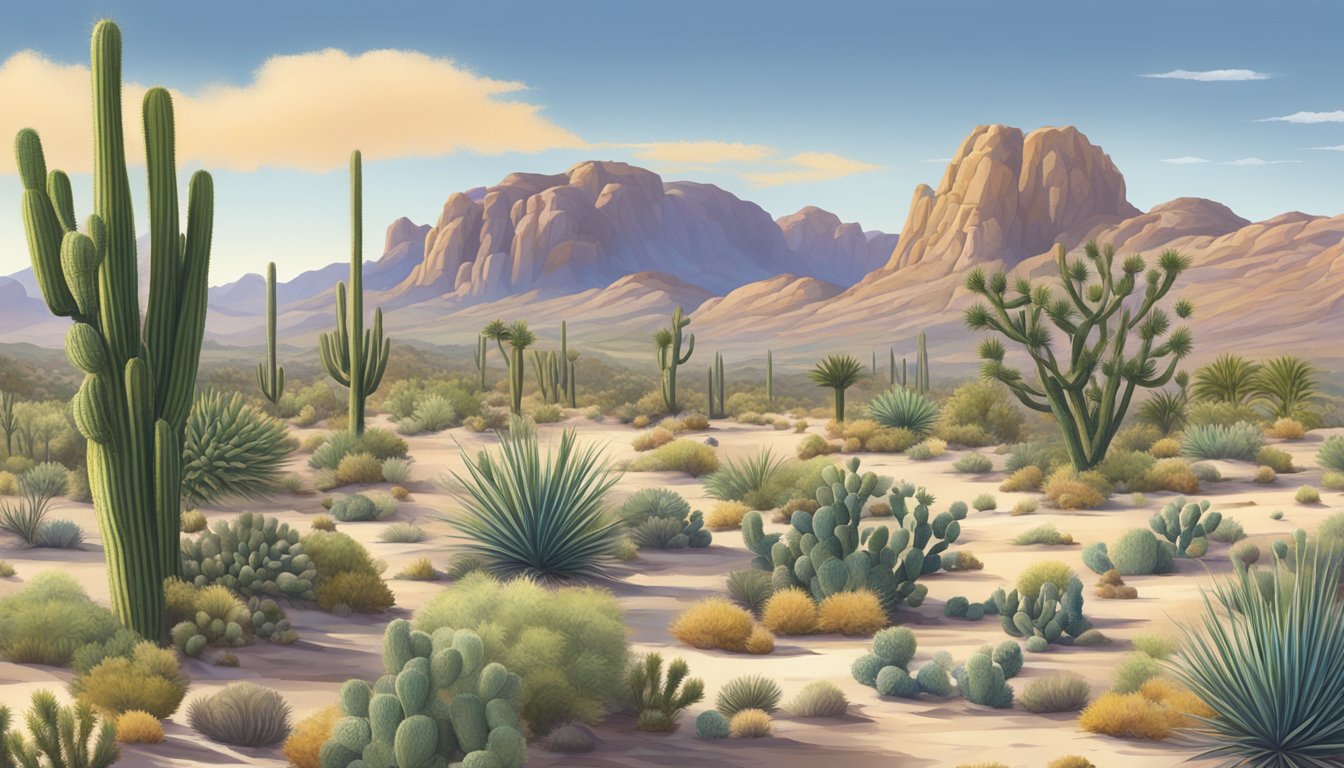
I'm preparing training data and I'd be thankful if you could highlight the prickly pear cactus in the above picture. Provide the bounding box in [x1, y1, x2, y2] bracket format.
[180, 512, 316, 601]
[1149, 497, 1221, 558]
[743, 457, 963, 616]
[991, 577, 1091, 649]
[319, 620, 524, 768]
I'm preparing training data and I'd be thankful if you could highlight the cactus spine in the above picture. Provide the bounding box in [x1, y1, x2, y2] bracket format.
[916, 330, 929, 393]
[319, 151, 389, 436]
[655, 306, 695, 413]
[14, 20, 212, 640]
[707, 352, 725, 419]
[256, 262, 285, 409]
[766, 350, 774, 404]
[473, 334, 488, 390]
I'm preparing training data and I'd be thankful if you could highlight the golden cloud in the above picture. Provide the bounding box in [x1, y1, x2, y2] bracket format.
[625, 140, 775, 165]
[0, 48, 586, 174]
[743, 151, 882, 187]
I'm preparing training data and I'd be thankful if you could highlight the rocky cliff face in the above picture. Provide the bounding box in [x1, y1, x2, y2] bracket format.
[886, 125, 1138, 272]
[776, 207, 898, 285]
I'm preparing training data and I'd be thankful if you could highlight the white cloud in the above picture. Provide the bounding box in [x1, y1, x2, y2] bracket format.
[0, 48, 586, 173]
[742, 151, 882, 187]
[1161, 156, 1212, 164]
[1309, 145, 1344, 151]
[1260, 110, 1344, 124]
[922, 157, 953, 164]
[1225, 157, 1300, 166]
[1141, 68, 1273, 82]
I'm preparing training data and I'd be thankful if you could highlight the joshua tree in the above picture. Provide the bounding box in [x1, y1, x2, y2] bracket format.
[486, 320, 535, 415]
[655, 306, 695, 413]
[1191, 354, 1260, 406]
[13, 20, 213, 639]
[808, 354, 865, 422]
[256, 262, 285, 410]
[319, 151, 389, 435]
[966, 241, 1193, 471]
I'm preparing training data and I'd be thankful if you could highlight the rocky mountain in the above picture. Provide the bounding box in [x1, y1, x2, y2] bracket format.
[776, 207, 897, 285]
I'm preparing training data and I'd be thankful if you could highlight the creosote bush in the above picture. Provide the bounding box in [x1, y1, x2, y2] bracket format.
[187, 682, 291, 747]
[785, 681, 849, 718]
[1020, 673, 1091, 713]
[629, 439, 720, 477]
[115, 710, 165, 744]
[671, 598, 771, 654]
[816, 590, 889, 635]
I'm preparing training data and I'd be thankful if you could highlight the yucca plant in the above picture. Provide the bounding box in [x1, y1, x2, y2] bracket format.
[0, 463, 67, 545]
[181, 390, 295, 506]
[809, 355, 866, 422]
[1252, 356, 1316, 420]
[442, 426, 621, 580]
[1182, 422, 1264, 461]
[866, 386, 939, 435]
[703, 448, 786, 510]
[1138, 389, 1187, 435]
[1192, 354, 1261, 405]
[1172, 530, 1344, 767]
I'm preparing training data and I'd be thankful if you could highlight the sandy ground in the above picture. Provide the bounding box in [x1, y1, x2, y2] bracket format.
[2, 416, 1340, 768]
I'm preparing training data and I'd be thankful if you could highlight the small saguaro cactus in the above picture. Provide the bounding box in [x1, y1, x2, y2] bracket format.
[531, 349, 561, 404]
[256, 262, 285, 409]
[655, 306, 695, 413]
[558, 319, 570, 395]
[565, 348, 579, 407]
[707, 352, 725, 419]
[0, 391, 15, 455]
[1150, 497, 1221, 557]
[916, 330, 930, 393]
[889, 349, 897, 387]
[319, 151, 389, 436]
[14, 20, 213, 641]
[473, 334, 488, 390]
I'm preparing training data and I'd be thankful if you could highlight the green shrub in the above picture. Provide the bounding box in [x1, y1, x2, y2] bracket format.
[71, 640, 191, 718]
[380, 456, 412, 483]
[937, 381, 1023, 444]
[1113, 652, 1164, 693]
[1182, 422, 1264, 460]
[378, 522, 426, 543]
[704, 448, 786, 510]
[333, 452, 383, 486]
[785, 681, 849, 718]
[1005, 441, 1066, 473]
[329, 492, 378, 522]
[1296, 486, 1321, 504]
[187, 682, 290, 747]
[169, 584, 250, 658]
[1132, 633, 1181, 660]
[906, 438, 947, 460]
[1112, 424, 1163, 453]
[1092, 528, 1175, 576]
[0, 462, 67, 545]
[548, 723, 597, 752]
[180, 509, 207, 533]
[629, 439, 720, 477]
[308, 428, 407, 470]
[36, 519, 84, 549]
[727, 570, 774, 614]
[181, 513, 317, 600]
[0, 572, 119, 666]
[1011, 498, 1038, 516]
[620, 487, 690, 525]
[396, 392, 457, 434]
[314, 571, 394, 613]
[1255, 446, 1295, 473]
[1016, 561, 1077, 598]
[1096, 450, 1156, 489]
[971, 493, 997, 511]
[444, 427, 621, 580]
[953, 452, 994, 473]
[0, 560, 13, 577]
[867, 387, 939, 436]
[394, 557, 439, 581]
[1020, 673, 1091, 713]
[413, 573, 629, 735]
[1318, 436, 1344, 471]
[1188, 400, 1264, 428]
[181, 390, 295, 505]
[715, 675, 782, 716]
[1012, 524, 1074, 546]
[1209, 516, 1246, 543]
[796, 433, 838, 459]
[531, 402, 565, 423]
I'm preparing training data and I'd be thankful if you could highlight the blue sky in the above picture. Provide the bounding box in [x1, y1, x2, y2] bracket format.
[0, 0, 1340, 282]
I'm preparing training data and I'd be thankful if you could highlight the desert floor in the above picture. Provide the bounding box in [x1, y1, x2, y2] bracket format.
[3, 418, 1339, 768]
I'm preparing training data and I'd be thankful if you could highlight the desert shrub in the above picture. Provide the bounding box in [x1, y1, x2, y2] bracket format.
[1138, 458, 1201, 494]
[867, 387, 939, 436]
[398, 393, 458, 434]
[1096, 449, 1155, 489]
[1012, 524, 1074, 546]
[937, 381, 1023, 444]
[953, 452, 994, 473]
[1095, 570, 1138, 599]
[1133, 633, 1180, 660]
[308, 428, 407, 471]
[0, 560, 13, 577]
[1108, 528, 1174, 576]
[1231, 540, 1261, 569]
[706, 500, 751, 531]
[942, 550, 984, 571]
[629, 439, 720, 477]
[1150, 437, 1182, 458]
[329, 492, 377, 522]
[727, 570, 774, 614]
[906, 437, 947, 460]
[864, 427, 920, 453]
[115, 709, 164, 744]
[1017, 560, 1076, 598]
[378, 457, 411, 484]
[181, 390, 295, 505]
[0, 470, 16, 495]
[768, 457, 836, 503]
[785, 681, 849, 718]
[1266, 417, 1307, 440]
[1209, 516, 1246, 543]
[1112, 424, 1163, 454]
[1079, 692, 1175, 740]
[1182, 422, 1263, 460]
[309, 515, 336, 532]
[1020, 672, 1091, 713]
[632, 427, 676, 452]
[413, 573, 629, 734]
[1043, 467, 1110, 510]
[0, 572, 119, 666]
[304, 530, 392, 611]
[1256, 446, 1295, 473]
[619, 487, 689, 525]
[394, 557, 438, 581]
[1000, 465, 1044, 492]
[760, 588, 818, 635]
[671, 598, 768, 654]
[866, 501, 892, 517]
[1271, 510, 1284, 521]
[0, 462, 66, 545]
[1315, 436, 1344, 471]
[1010, 498, 1037, 516]
[1253, 465, 1277, 484]
[796, 433, 839, 459]
[716, 675, 782, 716]
[1296, 486, 1321, 504]
[547, 723, 597, 752]
[1188, 400, 1265, 428]
[971, 493, 997, 511]
[1324, 471, 1344, 490]
[816, 590, 888, 635]
[1191, 462, 1222, 483]
[1113, 652, 1164, 693]
[36, 519, 84, 549]
[378, 522, 425, 543]
[682, 413, 711, 430]
[282, 705, 338, 768]
[704, 448, 786, 509]
[187, 682, 290, 747]
[728, 709, 772, 738]
[169, 584, 250, 658]
[71, 641, 190, 718]
[333, 452, 383, 486]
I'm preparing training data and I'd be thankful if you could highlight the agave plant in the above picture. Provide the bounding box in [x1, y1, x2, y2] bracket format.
[181, 390, 295, 506]
[1172, 530, 1344, 767]
[809, 355, 866, 422]
[703, 448, 786, 509]
[1138, 389, 1187, 435]
[443, 426, 622, 580]
[1182, 422, 1264, 461]
[1252, 355, 1316, 420]
[867, 386, 939, 435]
[1191, 354, 1261, 405]
[0, 462, 67, 545]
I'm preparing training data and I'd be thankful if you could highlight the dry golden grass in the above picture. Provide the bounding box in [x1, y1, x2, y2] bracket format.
[1000, 466, 1043, 492]
[1078, 692, 1173, 740]
[1047, 757, 1096, 768]
[1265, 417, 1306, 440]
[706, 501, 752, 531]
[760, 588, 818, 635]
[670, 598, 755, 652]
[745, 625, 775, 655]
[1149, 438, 1182, 458]
[728, 708, 773, 738]
[114, 711, 164, 744]
[282, 705, 340, 768]
[631, 427, 676, 452]
[816, 590, 888, 635]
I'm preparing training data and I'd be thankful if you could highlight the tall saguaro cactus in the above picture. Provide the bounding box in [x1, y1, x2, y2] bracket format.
[707, 352, 725, 419]
[655, 306, 695, 413]
[256, 262, 285, 409]
[473, 334, 488, 389]
[916, 330, 930, 393]
[319, 151, 389, 435]
[965, 241, 1194, 470]
[565, 349, 579, 407]
[14, 20, 213, 640]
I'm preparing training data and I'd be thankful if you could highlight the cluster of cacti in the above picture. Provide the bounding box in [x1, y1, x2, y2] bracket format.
[531, 349, 561, 404]
[14, 20, 213, 640]
[628, 652, 705, 732]
[655, 307, 695, 413]
[991, 577, 1092, 651]
[170, 585, 250, 658]
[1082, 528, 1176, 576]
[256, 262, 285, 409]
[2, 690, 119, 768]
[1149, 497, 1220, 557]
[482, 319, 534, 415]
[319, 151, 390, 436]
[965, 241, 1194, 470]
[559, 321, 577, 407]
[180, 512, 316, 600]
[318, 619, 524, 768]
[942, 594, 1000, 621]
[630, 510, 712, 550]
[707, 353, 725, 419]
[472, 335, 488, 390]
[851, 628, 1019, 708]
[914, 330, 930, 393]
[741, 457, 964, 617]
[248, 596, 299, 644]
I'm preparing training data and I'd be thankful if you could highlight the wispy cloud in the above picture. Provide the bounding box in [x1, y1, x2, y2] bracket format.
[1141, 68, 1273, 82]
[742, 151, 882, 187]
[1162, 156, 1212, 164]
[922, 157, 953, 164]
[1309, 145, 1344, 151]
[1225, 157, 1301, 166]
[1260, 109, 1344, 124]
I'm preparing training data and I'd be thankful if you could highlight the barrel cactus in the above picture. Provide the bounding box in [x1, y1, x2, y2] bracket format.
[742, 457, 963, 617]
[1149, 497, 1220, 558]
[319, 619, 524, 768]
[180, 512, 316, 601]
